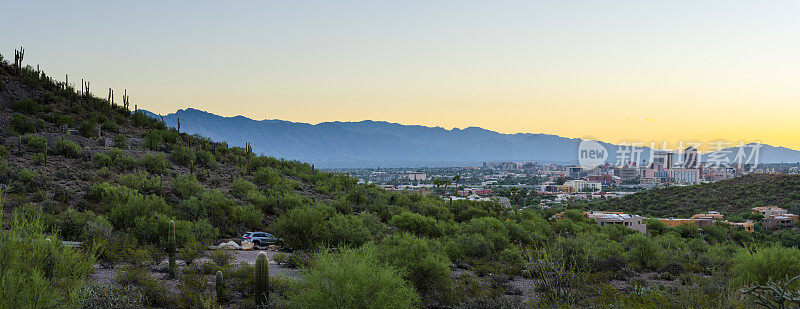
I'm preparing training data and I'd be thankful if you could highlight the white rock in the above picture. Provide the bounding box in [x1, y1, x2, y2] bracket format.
[241, 240, 254, 250]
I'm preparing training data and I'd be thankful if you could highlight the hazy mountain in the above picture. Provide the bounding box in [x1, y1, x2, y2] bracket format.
[146, 108, 800, 168]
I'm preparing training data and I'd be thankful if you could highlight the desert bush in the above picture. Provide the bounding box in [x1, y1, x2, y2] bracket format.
[731, 245, 800, 287]
[524, 241, 590, 305]
[380, 233, 452, 298]
[390, 211, 443, 238]
[113, 134, 129, 149]
[11, 98, 44, 115]
[52, 115, 76, 127]
[254, 167, 299, 192]
[0, 208, 98, 308]
[143, 130, 164, 150]
[271, 204, 333, 250]
[22, 134, 47, 151]
[116, 171, 162, 195]
[230, 204, 264, 230]
[10, 114, 37, 134]
[284, 244, 419, 308]
[228, 179, 256, 199]
[53, 139, 82, 158]
[79, 284, 144, 309]
[115, 266, 173, 307]
[623, 233, 664, 270]
[101, 120, 118, 133]
[325, 213, 372, 247]
[33, 152, 46, 165]
[195, 149, 217, 168]
[140, 153, 168, 174]
[170, 173, 203, 198]
[208, 249, 235, 267]
[92, 152, 112, 167]
[170, 146, 195, 166]
[179, 239, 206, 266]
[79, 120, 98, 138]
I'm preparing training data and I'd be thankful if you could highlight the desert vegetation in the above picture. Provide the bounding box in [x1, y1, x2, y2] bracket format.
[1, 51, 800, 308]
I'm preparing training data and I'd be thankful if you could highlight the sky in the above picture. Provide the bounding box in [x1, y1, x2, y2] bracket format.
[3, 1, 800, 151]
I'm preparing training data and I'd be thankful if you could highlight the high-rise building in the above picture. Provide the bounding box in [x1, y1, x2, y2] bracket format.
[652, 150, 674, 169]
[682, 147, 699, 169]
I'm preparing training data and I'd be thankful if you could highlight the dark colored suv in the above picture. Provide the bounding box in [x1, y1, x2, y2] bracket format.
[242, 232, 280, 246]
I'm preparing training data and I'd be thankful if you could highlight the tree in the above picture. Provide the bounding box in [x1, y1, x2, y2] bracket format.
[452, 175, 462, 191]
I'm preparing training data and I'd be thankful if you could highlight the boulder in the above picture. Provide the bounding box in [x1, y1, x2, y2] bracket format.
[268, 245, 278, 251]
[217, 241, 241, 250]
[241, 240, 254, 250]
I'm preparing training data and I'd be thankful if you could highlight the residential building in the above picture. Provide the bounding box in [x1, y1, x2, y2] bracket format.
[405, 172, 427, 181]
[761, 214, 799, 230]
[654, 169, 700, 184]
[585, 211, 647, 234]
[752, 206, 788, 217]
[564, 180, 602, 192]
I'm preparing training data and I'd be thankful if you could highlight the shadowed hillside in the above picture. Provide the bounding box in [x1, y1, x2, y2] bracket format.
[583, 174, 800, 218]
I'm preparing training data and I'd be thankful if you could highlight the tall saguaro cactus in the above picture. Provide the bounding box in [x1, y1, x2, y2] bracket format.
[14, 46, 24, 75]
[216, 271, 225, 304]
[255, 251, 270, 308]
[168, 220, 176, 277]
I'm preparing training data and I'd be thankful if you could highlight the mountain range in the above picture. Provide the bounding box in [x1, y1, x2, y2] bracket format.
[145, 108, 800, 168]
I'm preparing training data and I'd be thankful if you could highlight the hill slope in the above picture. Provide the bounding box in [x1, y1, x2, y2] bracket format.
[584, 173, 800, 217]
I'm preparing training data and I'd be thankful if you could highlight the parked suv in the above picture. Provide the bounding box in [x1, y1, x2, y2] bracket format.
[242, 232, 280, 246]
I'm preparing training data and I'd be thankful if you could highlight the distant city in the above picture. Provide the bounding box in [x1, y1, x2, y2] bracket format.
[339, 151, 800, 206]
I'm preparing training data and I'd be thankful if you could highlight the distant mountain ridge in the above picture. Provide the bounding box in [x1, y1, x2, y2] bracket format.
[145, 108, 800, 168]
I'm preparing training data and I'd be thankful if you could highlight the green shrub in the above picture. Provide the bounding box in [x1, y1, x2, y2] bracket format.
[93, 153, 112, 167]
[325, 213, 372, 247]
[53, 139, 82, 158]
[731, 245, 800, 287]
[228, 179, 256, 199]
[112, 134, 129, 149]
[52, 115, 76, 127]
[390, 211, 443, 238]
[254, 167, 299, 192]
[170, 146, 195, 166]
[208, 249, 235, 267]
[271, 204, 333, 250]
[0, 208, 98, 308]
[117, 171, 163, 195]
[22, 134, 47, 151]
[10, 98, 44, 115]
[10, 114, 37, 134]
[32, 153, 46, 165]
[140, 153, 168, 174]
[380, 233, 452, 298]
[79, 120, 98, 138]
[79, 284, 144, 309]
[179, 239, 206, 266]
[284, 244, 419, 308]
[195, 150, 217, 168]
[170, 174, 203, 198]
[623, 233, 664, 270]
[115, 266, 173, 307]
[101, 121, 118, 133]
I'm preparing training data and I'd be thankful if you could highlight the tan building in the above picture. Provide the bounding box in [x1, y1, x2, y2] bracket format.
[585, 211, 647, 234]
[752, 207, 788, 217]
[761, 214, 799, 230]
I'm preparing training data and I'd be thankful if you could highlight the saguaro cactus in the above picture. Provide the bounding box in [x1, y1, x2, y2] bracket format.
[216, 271, 225, 304]
[168, 220, 176, 276]
[255, 251, 270, 307]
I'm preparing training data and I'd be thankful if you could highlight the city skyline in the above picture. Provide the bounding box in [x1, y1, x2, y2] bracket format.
[3, 1, 800, 151]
